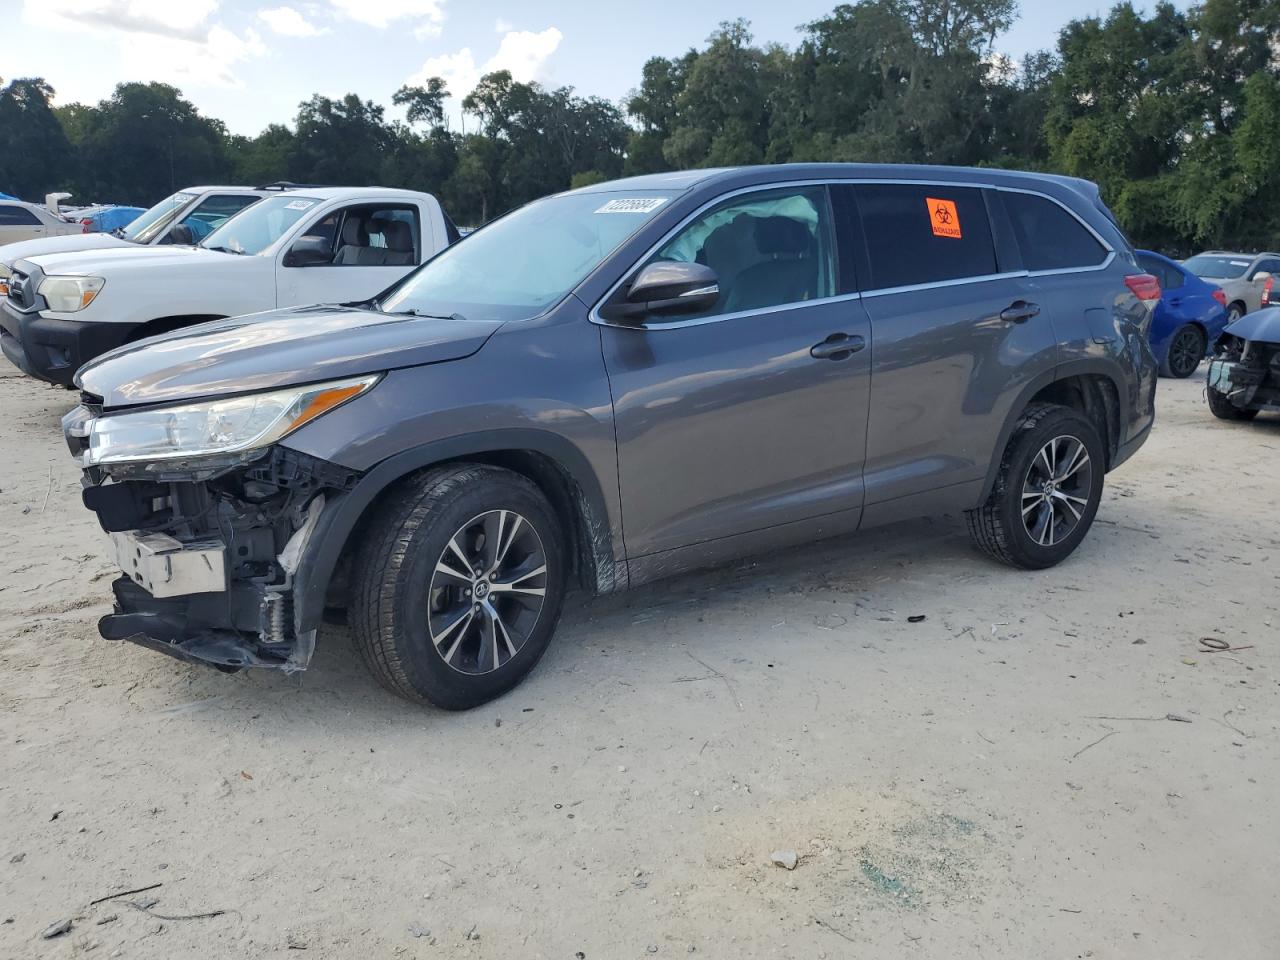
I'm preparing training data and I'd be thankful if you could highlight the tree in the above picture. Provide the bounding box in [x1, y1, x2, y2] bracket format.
[394, 78, 450, 130]
[0, 78, 73, 200]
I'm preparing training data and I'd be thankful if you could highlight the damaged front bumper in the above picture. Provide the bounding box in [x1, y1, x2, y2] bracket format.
[67, 414, 359, 673]
[1208, 352, 1280, 413]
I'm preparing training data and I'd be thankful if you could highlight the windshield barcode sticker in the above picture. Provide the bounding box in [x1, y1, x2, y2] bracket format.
[285, 199, 315, 210]
[596, 198, 667, 215]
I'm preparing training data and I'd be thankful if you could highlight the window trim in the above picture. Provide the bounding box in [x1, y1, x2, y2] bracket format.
[589, 178, 1116, 330]
[0, 204, 44, 227]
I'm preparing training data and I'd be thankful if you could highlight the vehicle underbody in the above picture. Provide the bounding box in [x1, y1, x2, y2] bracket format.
[67, 404, 359, 671]
[1209, 332, 1280, 414]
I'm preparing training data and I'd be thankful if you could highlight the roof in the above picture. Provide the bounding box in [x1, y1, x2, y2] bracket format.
[1196, 250, 1280, 258]
[268, 186, 439, 201]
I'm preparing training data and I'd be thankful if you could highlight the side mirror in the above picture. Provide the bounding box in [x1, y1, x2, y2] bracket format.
[283, 236, 333, 268]
[1254, 271, 1272, 282]
[167, 223, 194, 245]
[602, 261, 720, 323]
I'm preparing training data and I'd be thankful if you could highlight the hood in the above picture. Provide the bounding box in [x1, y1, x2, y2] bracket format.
[77, 305, 505, 408]
[1222, 305, 1280, 344]
[20, 243, 227, 276]
[1, 232, 130, 266]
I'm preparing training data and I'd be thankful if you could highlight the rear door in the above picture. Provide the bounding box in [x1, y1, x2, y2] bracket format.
[844, 181, 1059, 506]
[0, 205, 46, 245]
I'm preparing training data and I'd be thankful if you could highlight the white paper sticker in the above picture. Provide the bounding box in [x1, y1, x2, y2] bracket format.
[1230, 260, 1249, 267]
[285, 199, 316, 211]
[595, 198, 667, 215]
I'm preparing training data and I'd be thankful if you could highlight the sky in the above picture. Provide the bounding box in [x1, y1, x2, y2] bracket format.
[0, 0, 1187, 137]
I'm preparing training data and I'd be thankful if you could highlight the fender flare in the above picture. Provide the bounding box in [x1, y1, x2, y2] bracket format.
[975, 360, 1129, 505]
[291, 428, 622, 635]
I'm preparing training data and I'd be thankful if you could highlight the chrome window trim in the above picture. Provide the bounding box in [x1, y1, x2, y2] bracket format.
[589, 176, 1123, 331]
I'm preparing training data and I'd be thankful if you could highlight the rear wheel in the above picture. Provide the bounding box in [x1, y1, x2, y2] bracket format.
[351, 464, 567, 709]
[967, 404, 1106, 570]
[1161, 324, 1205, 379]
[1226, 303, 1245, 325]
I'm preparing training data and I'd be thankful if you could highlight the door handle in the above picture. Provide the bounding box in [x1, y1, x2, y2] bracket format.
[810, 333, 865, 360]
[999, 301, 1040, 323]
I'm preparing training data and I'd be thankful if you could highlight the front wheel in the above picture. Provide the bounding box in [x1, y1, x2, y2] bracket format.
[1206, 383, 1259, 422]
[351, 464, 567, 709]
[1161, 324, 1206, 379]
[967, 404, 1106, 570]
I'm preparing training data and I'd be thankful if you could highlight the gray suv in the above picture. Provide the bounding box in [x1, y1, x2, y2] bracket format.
[63, 164, 1159, 709]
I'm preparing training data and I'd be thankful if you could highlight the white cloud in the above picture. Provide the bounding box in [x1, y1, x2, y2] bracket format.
[494, 17, 513, 33]
[327, 0, 445, 33]
[257, 6, 327, 37]
[22, 0, 267, 89]
[25, 0, 219, 40]
[408, 27, 563, 102]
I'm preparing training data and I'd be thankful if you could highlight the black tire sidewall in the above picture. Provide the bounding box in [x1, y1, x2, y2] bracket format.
[1164, 324, 1205, 379]
[379, 472, 566, 709]
[994, 410, 1106, 569]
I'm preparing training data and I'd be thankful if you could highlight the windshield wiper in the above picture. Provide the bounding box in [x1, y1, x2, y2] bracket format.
[392, 308, 469, 322]
[204, 245, 245, 255]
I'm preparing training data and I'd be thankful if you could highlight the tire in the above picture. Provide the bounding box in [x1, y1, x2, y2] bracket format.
[1206, 383, 1259, 422]
[1160, 324, 1206, 379]
[966, 403, 1106, 570]
[1226, 303, 1245, 325]
[350, 464, 568, 709]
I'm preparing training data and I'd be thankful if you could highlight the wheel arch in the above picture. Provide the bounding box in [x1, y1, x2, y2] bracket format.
[977, 363, 1124, 505]
[291, 429, 623, 636]
[126, 314, 227, 344]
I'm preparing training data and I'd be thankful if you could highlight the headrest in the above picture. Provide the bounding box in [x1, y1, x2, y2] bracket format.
[375, 218, 413, 252]
[754, 216, 811, 256]
[340, 216, 365, 245]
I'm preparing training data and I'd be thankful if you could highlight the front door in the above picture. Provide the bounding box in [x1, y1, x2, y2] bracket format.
[600, 184, 872, 560]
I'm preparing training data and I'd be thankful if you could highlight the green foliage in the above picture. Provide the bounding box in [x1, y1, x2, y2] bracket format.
[0, 0, 1276, 247]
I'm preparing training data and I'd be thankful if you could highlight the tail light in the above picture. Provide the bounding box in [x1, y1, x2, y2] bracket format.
[80, 218, 93, 234]
[1263, 278, 1274, 307]
[1212, 289, 1227, 308]
[1124, 273, 1161, 304]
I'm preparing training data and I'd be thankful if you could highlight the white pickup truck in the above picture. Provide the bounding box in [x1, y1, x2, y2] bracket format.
[2, 186, 460, 385]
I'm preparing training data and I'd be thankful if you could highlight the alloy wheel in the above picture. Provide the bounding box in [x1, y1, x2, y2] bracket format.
[1168, 327, 1203, 377]
[1021, 435, 1093, 547]
[427, 509, 548, 675]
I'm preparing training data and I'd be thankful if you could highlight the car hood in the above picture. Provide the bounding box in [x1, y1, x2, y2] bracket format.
[77, 305, 505, 408]
[1222, 305, 1280, 344]
[1, 232, 131, 266]
[19, 243, 231, 276]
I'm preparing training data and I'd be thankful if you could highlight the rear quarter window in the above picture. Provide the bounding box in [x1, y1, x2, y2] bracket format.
[1003, 192, 1109, 272]
[853, 184, 997, 290]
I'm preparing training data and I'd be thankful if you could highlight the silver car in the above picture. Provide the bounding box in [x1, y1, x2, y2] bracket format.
[1183, 251, 1280, 322]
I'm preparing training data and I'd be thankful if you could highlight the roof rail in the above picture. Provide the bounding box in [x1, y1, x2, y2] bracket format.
[255, 181, 336, 191]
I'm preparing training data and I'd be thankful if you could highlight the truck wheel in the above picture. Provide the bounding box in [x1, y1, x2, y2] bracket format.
[351, 464, 567, 709]
[1160, 324, 1205, 379]
[1206, 384, 1259, 421]
[966, 404, 1106, 570]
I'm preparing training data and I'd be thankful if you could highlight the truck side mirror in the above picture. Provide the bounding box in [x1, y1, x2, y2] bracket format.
[167, 223, 194, 245]
[284, 236, 333, 268]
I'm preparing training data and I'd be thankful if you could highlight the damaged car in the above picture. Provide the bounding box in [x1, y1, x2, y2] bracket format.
[64, 164, 1158, 710]
[1206, 306, 1280, 421]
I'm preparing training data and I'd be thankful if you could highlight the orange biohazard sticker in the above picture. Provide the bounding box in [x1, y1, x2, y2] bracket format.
[926, 197, 962, 239]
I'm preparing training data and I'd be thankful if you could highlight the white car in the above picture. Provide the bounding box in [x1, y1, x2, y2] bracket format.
[0, 198, 80, 246]
[0, 185, 277, 279]
[2, 187, 458, 385]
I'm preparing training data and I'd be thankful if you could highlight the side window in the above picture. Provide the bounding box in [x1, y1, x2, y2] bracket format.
[641, 185, 834, 320]
[177, 194, 260, 243]
[1137, 254, 1178, 290]
[1163, 265, 1185, 290]
[1251, 258, 1280, 279]
[1003, 192, 1108, 272]
[330, 204, 421, 266]
[0, 205, 42, 226]
[854, 184, 996, 290]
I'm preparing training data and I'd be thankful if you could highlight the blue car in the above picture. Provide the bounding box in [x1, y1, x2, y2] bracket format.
[1137, 249, 1230, 378]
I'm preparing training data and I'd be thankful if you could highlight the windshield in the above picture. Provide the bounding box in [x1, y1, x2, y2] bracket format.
[199, 195, 321, 256]
[379, 190, 679, 322]
[1184, 254, 1251, 279]
[120, 192, 196, 244]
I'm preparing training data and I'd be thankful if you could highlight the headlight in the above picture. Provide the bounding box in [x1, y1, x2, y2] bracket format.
[39, 275, 105, 312]
[84, 375, 378, 466]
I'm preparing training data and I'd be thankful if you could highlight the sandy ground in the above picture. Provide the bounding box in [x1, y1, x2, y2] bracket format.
[1, 354, 1277, 960]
